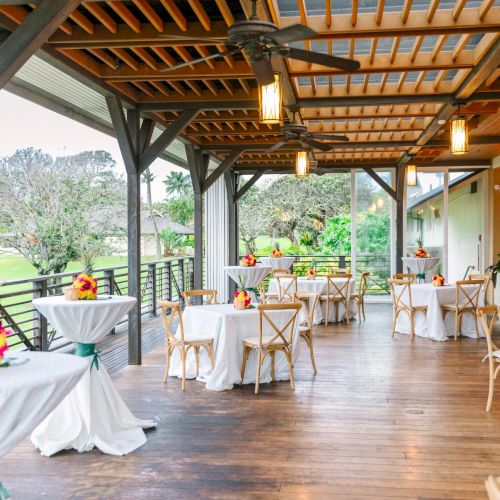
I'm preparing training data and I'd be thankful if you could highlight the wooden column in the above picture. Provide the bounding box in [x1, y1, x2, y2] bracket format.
[0, 0, 81, 90]
[395, 166, 406, 274]
[224, 170, 239, 298]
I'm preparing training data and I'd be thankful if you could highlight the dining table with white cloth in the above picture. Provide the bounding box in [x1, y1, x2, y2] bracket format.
[31, 295, 156, 457]
[259, 256, 295, 270]
[394, 283, 485, 341]
[167, 303, 300, 391]
[267, 276, 357, 325]
[0, 351, 87, 496]
[401, 257, 440, 281]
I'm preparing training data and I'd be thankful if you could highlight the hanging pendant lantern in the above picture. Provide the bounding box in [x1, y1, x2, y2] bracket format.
[407, 164, 417, 186]
[295, 151, 309, 177]
[450, 114, 468, 155]
[258, 73, 282, 124]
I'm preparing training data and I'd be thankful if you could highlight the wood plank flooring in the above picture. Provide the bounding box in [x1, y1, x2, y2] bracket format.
[4, 304, 500, 499]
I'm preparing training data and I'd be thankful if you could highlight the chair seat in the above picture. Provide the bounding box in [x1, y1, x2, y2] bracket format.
[492, 350, 500, 359]
[299, 325, 310, 333]
[320, 294, 344, 301]
[441, 304, 477, 311]
[243, 335, 286, 347]
[174, 331, 214, 343]
[395, 305, 427, 311]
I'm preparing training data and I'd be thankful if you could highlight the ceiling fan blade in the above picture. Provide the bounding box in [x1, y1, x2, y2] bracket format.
[310, 133, 349, 142]
[287, 47, 360, 72]
[265, 24, 317, 45]
[250, 57, 275, 86]
[160, 48, 240, 73]
[159, 34, 230, 44]
[266, 140, 288, 153]
[302, 137, 333, 152]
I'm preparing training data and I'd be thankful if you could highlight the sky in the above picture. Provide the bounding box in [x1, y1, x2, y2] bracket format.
[0, 90, 183, 202]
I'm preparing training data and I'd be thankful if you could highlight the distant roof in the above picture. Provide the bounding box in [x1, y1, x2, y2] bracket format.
[141, 211, 193, 235]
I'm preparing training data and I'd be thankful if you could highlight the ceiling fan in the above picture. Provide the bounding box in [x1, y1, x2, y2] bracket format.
[266, 120, 349, 153]
[158, 0, 360, 85]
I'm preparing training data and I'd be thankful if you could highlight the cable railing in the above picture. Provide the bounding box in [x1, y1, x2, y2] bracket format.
[0, 257, 194, 352]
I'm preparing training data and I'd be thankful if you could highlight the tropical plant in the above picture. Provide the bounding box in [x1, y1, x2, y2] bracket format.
[486, 255, 500, 287]
[141, 168, 161, 258]
[159, 229, 185, 256]
[162, 195, 194, 227]
[163, 171, 192, 198]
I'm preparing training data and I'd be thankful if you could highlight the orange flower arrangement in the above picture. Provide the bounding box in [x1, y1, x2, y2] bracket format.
[432, 274, 445, 287]
[415, 238, 430, 258]
[240, 253, 257, 267]
[73, 274, 98, 300]
[307, 268, 316, 280]
[271, 242, 282, 258]
[233, 276, 251, 309]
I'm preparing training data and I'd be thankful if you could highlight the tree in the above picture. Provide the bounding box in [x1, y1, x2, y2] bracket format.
[163, 171, 192, 198]
[319, 215, 351, 254]
[0, 148, 126, 275]
[162, 195, 194, 227]
[141, 168, 161, 258]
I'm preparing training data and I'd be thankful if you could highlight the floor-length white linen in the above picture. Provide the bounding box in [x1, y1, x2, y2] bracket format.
[224, 265, 272, 287]
[260, 256, 295, 270]
[401, 257, 440, 277]
[0, 351, 87, 458]
[394, 283, 484, 341]
[31, 296, 156, 456]
[167, 304, 300, 391]
[267, 277, 356, 324]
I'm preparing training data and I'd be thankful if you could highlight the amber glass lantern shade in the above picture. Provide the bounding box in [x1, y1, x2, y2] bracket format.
[258, 73, 282, 124]
[407, 164, 417, 186]
[450, 116, 469, 155]
[295, 151, 309, 177]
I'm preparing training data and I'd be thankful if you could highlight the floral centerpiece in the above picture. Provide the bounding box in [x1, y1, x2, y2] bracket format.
[73, 251, 97, 300]
[415, 238, 430, 258]
[0, 320, 11, 367]
[233, 276, 251, 310]
[271, 242, 282, 258]
[432, 274, 445, 287]
[240, 253, 257, 267]
[307, 258, 318, 280]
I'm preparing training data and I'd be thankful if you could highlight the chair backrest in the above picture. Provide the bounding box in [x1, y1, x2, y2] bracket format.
[387, 278, 413, 310]
[257, 303, 301, 348]
[297, 292, 319, 330]
[182, 289, 217, 306]
[329, 268, 350, 275]
[158, 300, 185, 342]
[272, 268, 290, 277]
[478, 306, 500, 360]
[257, 282, 267, 303]
[358, 271, 370, 296]
[469, 274, 492, 300]
[393, 273, 417, 283]
[276, 274, 298, 302]
[326, 273, 352, 300]
[455, 279, 483, 309]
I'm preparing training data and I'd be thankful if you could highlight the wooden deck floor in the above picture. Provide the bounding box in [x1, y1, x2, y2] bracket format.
[5, 304, 500, 499]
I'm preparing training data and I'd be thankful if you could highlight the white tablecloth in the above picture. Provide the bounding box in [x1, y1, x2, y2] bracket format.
[31, 295, 156, 456]
[0, 352, 87, 458]
[394, 283, 485, 341]
[224, 265, 272, 287]
[260, 256, 295, 270]
[167, 304, 300, 391]
[401, 257, 440, 277]
[268, 277, 357, 324]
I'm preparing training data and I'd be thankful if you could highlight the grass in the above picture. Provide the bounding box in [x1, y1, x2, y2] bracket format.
[239, 236, 292, 255]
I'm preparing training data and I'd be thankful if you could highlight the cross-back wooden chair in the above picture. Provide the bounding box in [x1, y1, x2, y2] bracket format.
[393, 273, 417, 284]
[469, 274, 492, 305]
[272, 268, 291, 277]
[485, 475, 500, 500]
[241, 303, 301, 394]
[351, 272, 370, 321]
[182, 289, 217, 306]
[276, 274, 298, 303]
[257, 281, 277, 304]
[329, 268, 350, 275]
[159, 300, 215, 391]
[319, 273, 352, 326]
[441, 279, 483, 340]
[387, 278, 427, 338]
[479, 306, 500, 411]
[296, 292, 319, 374]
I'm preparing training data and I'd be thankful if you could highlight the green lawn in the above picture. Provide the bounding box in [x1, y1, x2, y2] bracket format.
[239, 236, 292, 255]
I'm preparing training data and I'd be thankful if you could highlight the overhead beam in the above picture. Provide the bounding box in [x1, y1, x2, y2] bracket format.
[138, 109, 199, 173]
[362, 167, 397, 200]
[0, 0, 81, 90]
[234, 170, 267, 201]
[203, 149, 244, 193]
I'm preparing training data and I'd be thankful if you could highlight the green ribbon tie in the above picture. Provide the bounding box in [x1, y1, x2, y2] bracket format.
[0, 481, 10, 499]
[416, 273, 426, 280]
[74, 342, 100, 370]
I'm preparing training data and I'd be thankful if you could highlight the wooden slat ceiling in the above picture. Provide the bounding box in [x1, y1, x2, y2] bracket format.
[0, 0, 499, 170]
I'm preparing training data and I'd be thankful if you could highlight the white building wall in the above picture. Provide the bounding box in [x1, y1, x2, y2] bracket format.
[205, 176, 229, 303]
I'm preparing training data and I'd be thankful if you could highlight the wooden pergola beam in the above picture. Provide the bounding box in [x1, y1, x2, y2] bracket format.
[234, 170, 267, 201]
[362, 167, 397, 200]
[203, 149, 244, 193]
[0, 0, 81, 90]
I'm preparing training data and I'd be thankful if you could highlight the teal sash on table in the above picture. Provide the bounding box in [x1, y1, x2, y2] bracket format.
[0, 481, 10, 499]
[74, 342, 100, 370]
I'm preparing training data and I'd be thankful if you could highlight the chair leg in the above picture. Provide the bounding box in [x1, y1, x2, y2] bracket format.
[335, 302, 339, 323]
[271, 351, 276, 382]
[324, 300, 329, 326]
[255, 349, 262, 394]
[209, 341, 215, 370]
[163, 343, 171, 383]
[392, 308, 398, 337]
[240, 345, 249, 382]
[356, 300, 361, 322]
[361, 299, 366, 321]
[307, 333, 317, 375]
[473, 312, 480, 339]
[286, 350, 295, 390]
[454, 311, 459, 341]
[181, 348, 187, 391]
[487, 363, 495, 411]
[344, 300, 350, 325]
[194, 346, 200, 377]
[409, 310, 414, 339]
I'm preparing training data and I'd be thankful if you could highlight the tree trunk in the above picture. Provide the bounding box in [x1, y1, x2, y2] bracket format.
[145, 169, 161, 258]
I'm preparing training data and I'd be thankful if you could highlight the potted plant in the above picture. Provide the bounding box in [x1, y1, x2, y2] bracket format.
[271, 241, 282, 258]
[240, 253, 257, 267]
[415, 238, 429, 258]
[486, 254, 500, 288]
[233, 275, 251, 310]
[307, 258, 318, 280]
[432, 274, 445, 287]
[73, 250, 98, 300]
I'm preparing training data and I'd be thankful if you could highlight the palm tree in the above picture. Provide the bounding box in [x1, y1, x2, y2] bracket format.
[141, 168, 161, 258]
[163, 171, 192, 198]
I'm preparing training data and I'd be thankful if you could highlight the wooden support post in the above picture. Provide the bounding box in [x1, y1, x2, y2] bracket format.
[362, 167, 397, 201]
[0, 0, 81, 90]
[203, 149, 244, 193]
[395, 166, 406, 274]
[234, 170, 266, 201]
[225, 170, 239, 300]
